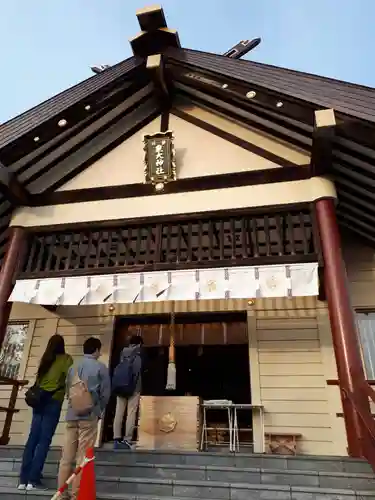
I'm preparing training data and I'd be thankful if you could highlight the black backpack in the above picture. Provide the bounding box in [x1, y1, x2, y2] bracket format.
[112, 356, 139, 398]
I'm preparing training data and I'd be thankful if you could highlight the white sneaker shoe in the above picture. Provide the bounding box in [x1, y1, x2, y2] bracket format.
[26, 483, 48, 491]
[17, 484, 26, 490]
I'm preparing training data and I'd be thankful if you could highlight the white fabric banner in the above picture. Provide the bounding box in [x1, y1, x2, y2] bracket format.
[140, 271, 170, 302]
[60, 277, 88, 306]
[167, 270, 199, 301]
[257, 265, 290, 298]
[227, 267, 258, 299]
[9, 263, 319, 306]
[290, 264, 318, 297]
[36, 279, 64, 305]
[198, 269, 228, 300]
[112, 274, 141, 303]
[83, 276, 115, 305]
[9, 279, 38, 304]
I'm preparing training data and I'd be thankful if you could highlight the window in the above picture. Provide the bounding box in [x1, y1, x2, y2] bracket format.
[0, 322, 29, 379]
[356, 312, 375, 379]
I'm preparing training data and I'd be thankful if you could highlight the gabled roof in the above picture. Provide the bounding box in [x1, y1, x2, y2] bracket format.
[0, 57, 143, 151]
[0, 4, 375, 265]
[167, 48, 375, 123]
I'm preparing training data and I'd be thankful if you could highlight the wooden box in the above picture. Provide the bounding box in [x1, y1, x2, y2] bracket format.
[265, 432, 302, 455]
[137, 396, 199, 451]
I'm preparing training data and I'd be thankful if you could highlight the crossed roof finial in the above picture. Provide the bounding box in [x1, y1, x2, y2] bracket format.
[129, 5, 180, 58]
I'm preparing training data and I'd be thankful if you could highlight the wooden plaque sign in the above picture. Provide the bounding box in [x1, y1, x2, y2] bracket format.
[137, 396, 199, 451]
[143, 131, 176, 192]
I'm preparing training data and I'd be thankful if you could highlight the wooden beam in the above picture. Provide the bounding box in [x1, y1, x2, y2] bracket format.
[136, 5, 167, 31]
[337, 210, 375, 238]
[0, 162, 32, 206]
[337, 190, 375, 216]
[35, 164, 311, 206]
[24, 201, 312, 232]
[174, 85, 311, 151]
[171, 107, 301, 168]
[18, 84, 152, 187]
[160, 109, 170, 132]
[317, 266, 326, 302]
[130, 29, 180, 58]
[333, 161, 375, 188]
[146, 54, 170, 104]
[169, 63, 315, 130]
[334, 175, 375, 202]
[338, 201, 375, 225]
[28, 97, 159, 194]
[8, 77, 150, 174]
[311, 108, 336, 175]
[339, 220, 375, 242]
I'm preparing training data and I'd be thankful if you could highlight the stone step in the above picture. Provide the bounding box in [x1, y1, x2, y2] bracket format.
[0, 484, 375, 500]
[2, 461, 375, 491]
[0, 446, 372, 474]
[1, 471, 375, 497]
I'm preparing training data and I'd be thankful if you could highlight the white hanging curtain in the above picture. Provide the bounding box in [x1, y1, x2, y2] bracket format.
[9, 262, 318, 306]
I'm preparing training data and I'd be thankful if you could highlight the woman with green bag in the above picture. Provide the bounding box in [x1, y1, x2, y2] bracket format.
[18, 334, 73, 491]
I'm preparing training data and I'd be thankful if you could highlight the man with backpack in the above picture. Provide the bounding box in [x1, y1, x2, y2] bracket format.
[57, 337, 110, 500]
[112, 334, 143, 449]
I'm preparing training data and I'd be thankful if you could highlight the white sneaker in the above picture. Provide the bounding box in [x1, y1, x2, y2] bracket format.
[26, 483, 48, 491]
[17, 484, 26, 490]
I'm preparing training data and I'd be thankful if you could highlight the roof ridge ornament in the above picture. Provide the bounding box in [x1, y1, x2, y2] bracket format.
[130, 5, 180, 58]
[222, 38, 262, 59]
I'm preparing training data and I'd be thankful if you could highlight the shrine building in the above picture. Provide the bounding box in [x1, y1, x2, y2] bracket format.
[0, 4, 374, 464]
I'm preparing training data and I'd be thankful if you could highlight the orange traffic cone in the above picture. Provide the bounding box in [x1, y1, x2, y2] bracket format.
[77, 448, 96, 500]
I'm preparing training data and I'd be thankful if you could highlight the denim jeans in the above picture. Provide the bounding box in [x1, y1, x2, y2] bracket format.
[20, 397, 62, 485]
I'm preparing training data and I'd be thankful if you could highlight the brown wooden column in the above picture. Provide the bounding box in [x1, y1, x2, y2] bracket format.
[316, 198, 371, 457]
[0, 226, 27, 350]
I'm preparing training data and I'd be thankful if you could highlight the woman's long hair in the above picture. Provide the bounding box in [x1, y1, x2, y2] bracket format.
[37, 334, 66, 379]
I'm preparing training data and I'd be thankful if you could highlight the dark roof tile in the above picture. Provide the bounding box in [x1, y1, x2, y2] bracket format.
[0, 56, 143, 150]
[167, 48, 375, 123]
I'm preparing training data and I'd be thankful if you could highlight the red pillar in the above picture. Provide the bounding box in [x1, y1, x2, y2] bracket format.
[316, 198, 371, 457]
[0, 227, 27, 350]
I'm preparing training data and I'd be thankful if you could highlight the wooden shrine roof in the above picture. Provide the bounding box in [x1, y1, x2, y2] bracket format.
[0, 4, 374, 263]
[167, 48, 375, 123]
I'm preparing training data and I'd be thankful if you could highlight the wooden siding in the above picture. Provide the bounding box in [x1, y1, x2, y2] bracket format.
[4, 297, 347, 455]
[254, 297, 345, 456]
[344, 236, 375, 309]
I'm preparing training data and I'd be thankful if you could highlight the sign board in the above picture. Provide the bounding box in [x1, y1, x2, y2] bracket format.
[143, 130, 176, 191]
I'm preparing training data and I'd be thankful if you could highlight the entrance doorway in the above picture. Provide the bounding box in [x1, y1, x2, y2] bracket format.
[102, 312, 252, 448]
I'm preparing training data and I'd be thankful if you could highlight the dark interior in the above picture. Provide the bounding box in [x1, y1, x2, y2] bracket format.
[103, 313, 252, 445]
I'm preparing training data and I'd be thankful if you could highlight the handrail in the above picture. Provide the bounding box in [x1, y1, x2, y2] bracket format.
[326, 379, 375, 386]
[0, 375, 28, 445]
[344, 381, 375, 472]
[363, 382, 375, 404]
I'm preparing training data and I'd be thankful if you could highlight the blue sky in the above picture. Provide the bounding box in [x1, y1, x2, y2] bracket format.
[0, 0, 373, 123]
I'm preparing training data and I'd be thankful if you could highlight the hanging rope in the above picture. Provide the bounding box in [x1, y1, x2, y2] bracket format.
[166, 301, 176, 390]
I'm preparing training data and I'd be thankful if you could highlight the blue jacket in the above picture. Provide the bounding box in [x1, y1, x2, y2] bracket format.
[65, 354, 111, 421]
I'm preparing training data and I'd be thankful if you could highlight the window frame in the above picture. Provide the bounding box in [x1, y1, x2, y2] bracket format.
[355, 310, 375, 381]
[0, 320, 35, 381]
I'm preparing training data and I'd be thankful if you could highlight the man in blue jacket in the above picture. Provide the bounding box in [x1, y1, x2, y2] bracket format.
[57, 337, 110, 500]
